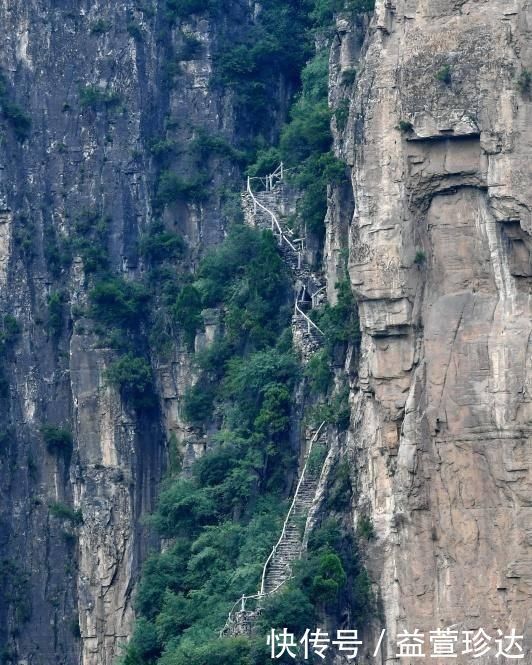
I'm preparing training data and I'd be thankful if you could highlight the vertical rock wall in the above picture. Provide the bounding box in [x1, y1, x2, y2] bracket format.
[329, 1, 532, 661]
[0, 2, 250, 663]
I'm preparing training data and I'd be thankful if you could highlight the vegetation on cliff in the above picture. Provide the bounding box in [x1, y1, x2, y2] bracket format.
[120, 1, 373, 663]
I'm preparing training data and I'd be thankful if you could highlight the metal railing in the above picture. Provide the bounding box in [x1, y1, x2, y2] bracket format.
[294, 302, 325, 336]
[219, 421, 327, 637]
[247, 170, 304, 268]
[259, 421, 326, 595]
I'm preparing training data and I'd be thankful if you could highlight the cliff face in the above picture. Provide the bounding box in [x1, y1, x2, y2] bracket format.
[329, 1, 532, 660]
[0, 2, 250, 664]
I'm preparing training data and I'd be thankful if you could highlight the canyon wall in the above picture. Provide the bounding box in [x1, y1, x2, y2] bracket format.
[0, 2, 250, 663]
[328, 1, 532, 661]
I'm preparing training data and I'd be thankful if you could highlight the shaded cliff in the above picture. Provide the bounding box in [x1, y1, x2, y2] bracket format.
[0, 1, 302, 663]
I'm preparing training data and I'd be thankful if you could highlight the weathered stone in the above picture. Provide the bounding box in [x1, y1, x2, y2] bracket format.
[327, 2, 532, 662]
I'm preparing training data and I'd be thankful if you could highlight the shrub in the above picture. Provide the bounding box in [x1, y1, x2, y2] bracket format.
[90, 19, 111, 35]
[357, 515, 375, 540]
[341, 67, 357, 85]
[309, 552, 347, 603]
[176, 33, 202, 60]
[90, 278, 149, 329]
[173, 285, 203, 350]
[435, 64, 452, 84]
[414, 249, 426, 265]
[127, 22, 143, 40]
[305, 348, 332, 394]
[189, 130, 246, 163]
[72, 210, 110, 275]
[156, 171, 209, 206]
[49, 501, 83, 525]
[105, 353, 155, 408]
[150, 138, 179, 162]
[2, 102, 31, 140]
[140, 223, 185, 263]
[166, 0, 212, 19]
[517, 68, 531, 95]
[0, 315, 21, 349]
[79, 85, 121, 110]
[45, 235, 73, 277]
[325, 460, 352, 511]
[396, 119, 413, 132]
[334, 99, 350, 131]
[182, 382, 215, 425]
[259, 588, 315, 634]
[314, 278, 360, 351]
[307, 442, 327, 475]
[47, 291, 64, 338]
[41, 425, 73, 455]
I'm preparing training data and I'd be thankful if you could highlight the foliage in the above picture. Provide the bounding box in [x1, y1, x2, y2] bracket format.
[196, 226, 290, 350]
[517, 68, 531, 95]
[0, 71, 31, 141]
[71, 210, 110, 276]
[334, 99, 350, 131]
[341, 67, 357, 85]
[105, 353, 155, 409]
[305, 348, 332, 394]
[325, 460, 352, 511]
[357, 515, 375, 540]
[166, 0, 212, 20]
[307, 442, 327, 475]
[40, 425, 73, 456]
[140, 222, 185, 263]
[314, 278, 360, 354]
[156, 171, 209, 206]
[127, 22, 144, 40]
[0, 315, 21, 349]
[49, 502, 83, 525]
[45, 233, 73, 278]
[176, 33, 203, 60]
[435, 64, 452, 84]
[414, 249, 426, 265]
[189, 129, 247, 163]
[397, 119, 413, 132]
[214, 1, 314, 131]
[90, 277, 149, 329]
[47, 291, 64, 338]
[173, 285, 202, 350]
[312, 0, 375, 25]
[309, 386, 350, 430]
[79, 85, 121, 110]
[90, 19, 111, 35]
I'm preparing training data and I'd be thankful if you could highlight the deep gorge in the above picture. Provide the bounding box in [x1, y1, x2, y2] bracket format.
[0, 1, 530, 664]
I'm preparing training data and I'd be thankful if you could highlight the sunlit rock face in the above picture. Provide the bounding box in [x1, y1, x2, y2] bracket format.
[328, 2, 532, 661]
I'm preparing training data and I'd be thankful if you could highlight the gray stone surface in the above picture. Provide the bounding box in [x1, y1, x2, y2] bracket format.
[327, 2, 532, 662]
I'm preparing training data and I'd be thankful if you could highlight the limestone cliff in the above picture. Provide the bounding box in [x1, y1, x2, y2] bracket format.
[0, 2, 255, 664]
[328, 1, 532, 661]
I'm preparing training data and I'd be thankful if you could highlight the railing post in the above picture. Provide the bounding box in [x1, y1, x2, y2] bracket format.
[280, 162, 283, 180]
[298, 252, 302, 270]
[240, 595, 246, 612]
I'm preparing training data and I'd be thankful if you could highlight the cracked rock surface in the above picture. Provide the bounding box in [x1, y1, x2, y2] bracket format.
[328, 0, 532, 661]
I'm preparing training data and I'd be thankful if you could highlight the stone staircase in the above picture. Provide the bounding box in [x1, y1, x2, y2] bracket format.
[221, 422, 327, 637]
[242, 172, 326, 362]
[220, 168, 330, 638]
[262, 463, 322, 594]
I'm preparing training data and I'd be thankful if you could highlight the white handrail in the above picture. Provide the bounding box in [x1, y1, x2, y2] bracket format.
[247, 175, 302, 260]
[294, 302, 325, 336]
[259, 421, 326, 595]
[220, 421, 328, 636]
